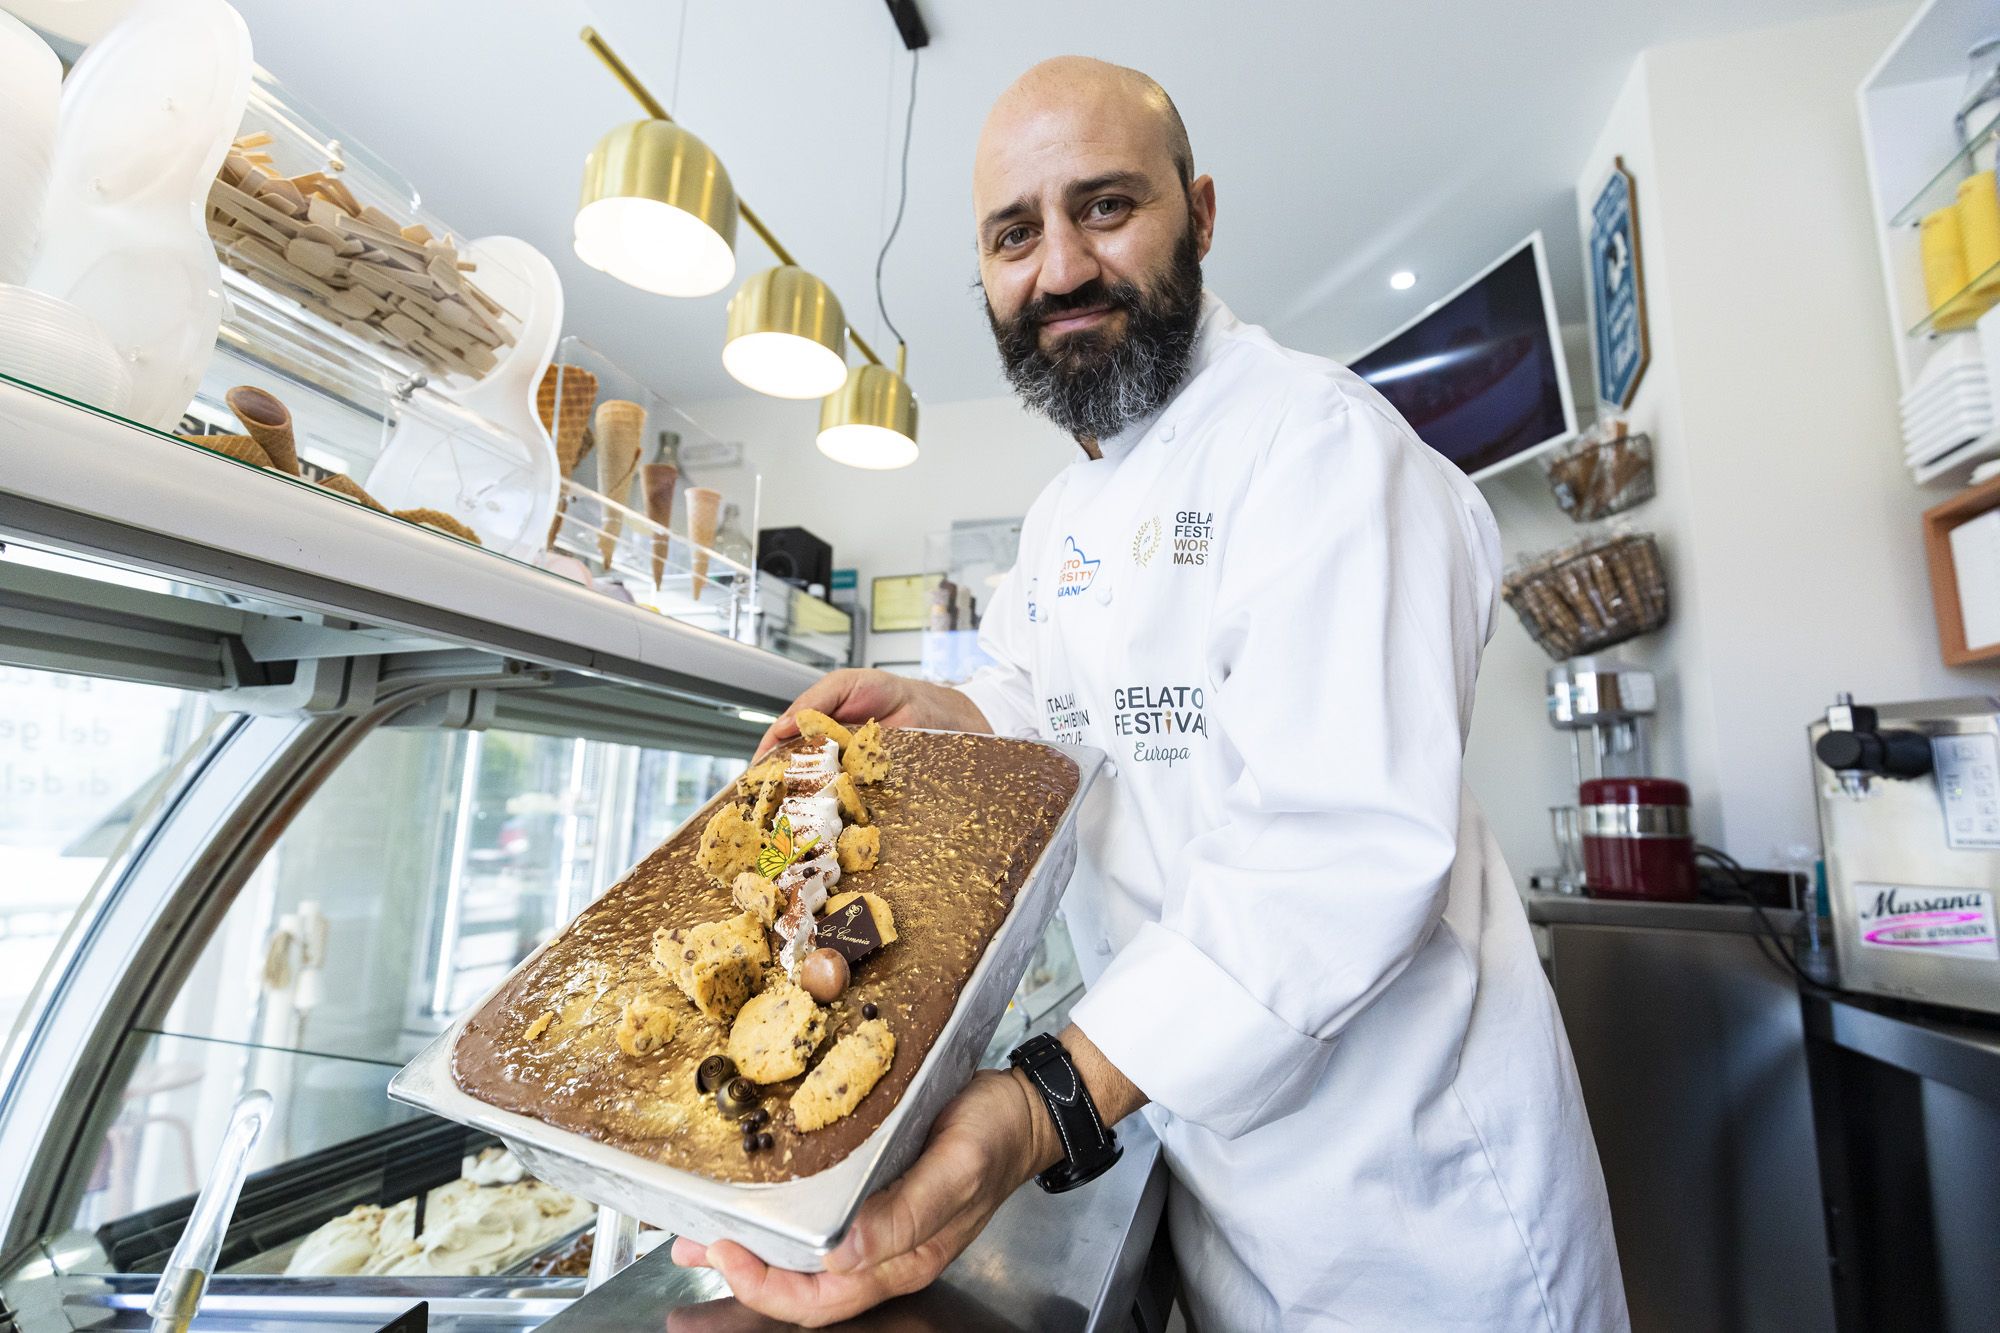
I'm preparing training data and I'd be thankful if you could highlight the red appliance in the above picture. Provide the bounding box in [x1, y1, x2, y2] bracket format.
[1580, 776, 1697, 901]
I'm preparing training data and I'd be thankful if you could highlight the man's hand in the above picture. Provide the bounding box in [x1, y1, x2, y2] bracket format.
[755, 669, 992, 759]
[670, 1068, 1059, 1328]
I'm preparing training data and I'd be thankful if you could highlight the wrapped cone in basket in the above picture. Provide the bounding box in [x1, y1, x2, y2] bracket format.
[225, 385, 301, 476]
[177, 433, 273, 469]
[686, 485, 722, 599]
[319, 473, 387, 512]
[593, 399, 647, 568]
[535, 364, 599, 477]
[641, 461, 679, 589]
[395, 507, 482, 546]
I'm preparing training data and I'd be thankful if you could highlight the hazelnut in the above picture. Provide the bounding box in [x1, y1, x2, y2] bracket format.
[798, 947, 850, 1004]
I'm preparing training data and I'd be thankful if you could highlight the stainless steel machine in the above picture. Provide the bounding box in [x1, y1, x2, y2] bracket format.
[1548, 658, 1658, 781]
[1810, 693, 2000, 1017]
[1544, 660, 1659, 892]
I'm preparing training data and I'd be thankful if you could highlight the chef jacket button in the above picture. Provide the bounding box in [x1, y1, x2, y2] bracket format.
[1160, 422, 1176, 442]
[1095, 938, 1112, 956]
[1103, 761, 1118, 779]
[1095, 580, 1113, 605]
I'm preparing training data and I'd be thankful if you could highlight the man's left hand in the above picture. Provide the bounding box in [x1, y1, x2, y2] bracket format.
[672, 1068, 1057, 1328]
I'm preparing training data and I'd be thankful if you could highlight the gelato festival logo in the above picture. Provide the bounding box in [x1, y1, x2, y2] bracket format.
[1113, 682, 1207, 768]
[1043, 692, 1091, 745]
[1132, 516, 1162, 567]
[1056, 536, 1100, 598]
[1172, 511, 1214, 565]
[1857, 884, 2000, 960]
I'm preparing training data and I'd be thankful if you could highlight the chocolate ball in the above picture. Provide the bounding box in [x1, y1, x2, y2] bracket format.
[757, 1131, 774, 1151]
[861, 1002, 879, 1021]
[716, 1075, 760, 1118]
[798, 948, 850, 1004]
[696, 1054, 736, 1094]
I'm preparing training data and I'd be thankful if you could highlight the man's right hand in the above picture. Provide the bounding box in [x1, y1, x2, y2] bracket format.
[755, 669, 993, 758]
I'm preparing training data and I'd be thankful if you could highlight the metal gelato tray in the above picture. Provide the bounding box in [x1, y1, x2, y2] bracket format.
[390, 736, 1105, 1273]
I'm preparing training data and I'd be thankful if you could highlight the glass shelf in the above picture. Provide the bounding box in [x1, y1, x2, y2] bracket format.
[1907, 256, 2000, 338]
[1892, 111, 2000, 227]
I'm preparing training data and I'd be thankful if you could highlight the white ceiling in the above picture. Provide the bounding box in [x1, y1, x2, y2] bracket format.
[227, 0, 1885, 414]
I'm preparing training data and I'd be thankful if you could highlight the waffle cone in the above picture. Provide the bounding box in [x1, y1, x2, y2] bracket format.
[179, 433, 273, 469]
[395, 507, 482, 546]
[686, 485, 721, 599]
[319, 473, 387, 512]
[547, 496, 569, 552]
[536, 365, 598, 476]
[641, 462, 679, 588]
[226, 385, 300, 476]
[593, 400, 647, 566]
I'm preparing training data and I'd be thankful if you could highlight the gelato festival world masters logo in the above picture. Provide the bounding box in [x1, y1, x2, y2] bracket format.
[1132, 516, 1162, 567]
[1056, 536, 1100, 598]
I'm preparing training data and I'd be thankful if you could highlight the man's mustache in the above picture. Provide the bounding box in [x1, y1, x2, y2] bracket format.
[1015, 281, 1141, 330]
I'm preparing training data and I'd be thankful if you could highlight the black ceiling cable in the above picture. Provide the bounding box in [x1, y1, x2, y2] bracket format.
[874, 47, 919, 348]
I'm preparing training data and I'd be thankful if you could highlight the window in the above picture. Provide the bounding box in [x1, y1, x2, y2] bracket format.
[70, 721, 744, 1268]
[0, 665, 213, 1051]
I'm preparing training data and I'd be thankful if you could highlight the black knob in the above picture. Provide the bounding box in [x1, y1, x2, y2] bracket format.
[1816, 729, 1934, 779]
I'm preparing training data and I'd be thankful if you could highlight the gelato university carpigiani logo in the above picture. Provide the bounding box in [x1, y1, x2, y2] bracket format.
[1132, 516, 1162, 567]
[1056, 535, 1099, 597]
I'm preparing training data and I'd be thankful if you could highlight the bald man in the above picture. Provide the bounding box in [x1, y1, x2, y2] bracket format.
[682, 58, 1627, 1330]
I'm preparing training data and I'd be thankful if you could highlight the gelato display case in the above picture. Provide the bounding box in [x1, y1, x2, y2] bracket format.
[0, 377, 1147, 1330]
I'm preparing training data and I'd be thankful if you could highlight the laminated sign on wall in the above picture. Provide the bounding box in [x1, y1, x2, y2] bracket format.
[1589, 156, 1651, 410]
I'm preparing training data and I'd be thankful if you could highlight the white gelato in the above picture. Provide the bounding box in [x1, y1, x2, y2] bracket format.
[283, 1163, 592, 1278]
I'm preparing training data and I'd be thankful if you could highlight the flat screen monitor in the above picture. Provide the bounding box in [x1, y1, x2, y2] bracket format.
[1348, 232, 1577, 480]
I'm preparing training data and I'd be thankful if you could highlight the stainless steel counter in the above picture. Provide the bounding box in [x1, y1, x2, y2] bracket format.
[1529, 892, 1834, 1333]
[1527, 893, 1802, 936]
[544, 1115, 1169, 1332]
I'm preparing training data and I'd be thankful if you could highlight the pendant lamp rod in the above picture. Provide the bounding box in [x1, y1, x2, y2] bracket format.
[581, 25, 888, 370]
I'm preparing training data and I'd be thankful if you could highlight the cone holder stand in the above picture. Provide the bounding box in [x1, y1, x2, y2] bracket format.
[550, 476, 758, 638]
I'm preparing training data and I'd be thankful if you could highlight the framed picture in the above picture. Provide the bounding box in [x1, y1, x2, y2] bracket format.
[870, 573, 942, 633]
[1589, 156, 1651, 410]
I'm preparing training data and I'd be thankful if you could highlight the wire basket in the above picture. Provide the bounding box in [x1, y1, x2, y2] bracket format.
[1544, 430, 1655, 523]
[1502, 532, 1669, 659]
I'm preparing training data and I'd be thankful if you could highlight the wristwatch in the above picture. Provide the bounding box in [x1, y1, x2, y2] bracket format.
[1008, 1032, 1122, 1193]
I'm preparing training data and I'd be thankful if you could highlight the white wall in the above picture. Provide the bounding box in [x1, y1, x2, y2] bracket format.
[1470, 2, 1990, 881]
[689, 392, 1079, 663]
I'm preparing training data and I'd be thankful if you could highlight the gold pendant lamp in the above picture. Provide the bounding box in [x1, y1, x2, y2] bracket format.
[818, 354, 918, 469]
[578, 24, 919, 465]
[574, 118, 737, 298]
[724, 264, 849, 399]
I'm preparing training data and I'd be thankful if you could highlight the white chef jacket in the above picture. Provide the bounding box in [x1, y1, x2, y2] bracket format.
[959, 295, 1627, 1332]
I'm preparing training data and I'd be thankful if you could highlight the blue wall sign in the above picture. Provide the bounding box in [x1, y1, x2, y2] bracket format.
[1589, 156, 1651, 411]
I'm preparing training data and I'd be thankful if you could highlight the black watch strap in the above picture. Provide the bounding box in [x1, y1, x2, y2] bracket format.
[1008, 1032, 1122, 1193]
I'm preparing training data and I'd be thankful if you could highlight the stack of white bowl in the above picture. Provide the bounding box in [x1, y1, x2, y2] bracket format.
[0, 10, 59, 285]
[1903, 337, 1994, 481]
[0, 11, 132, 416]
[0, 284, 132, 412]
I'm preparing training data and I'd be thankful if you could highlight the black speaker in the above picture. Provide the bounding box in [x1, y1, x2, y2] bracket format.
[758, 526, 833, 590]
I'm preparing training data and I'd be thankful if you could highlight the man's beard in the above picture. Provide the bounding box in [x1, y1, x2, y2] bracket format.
[986, 223, 1204, 441]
